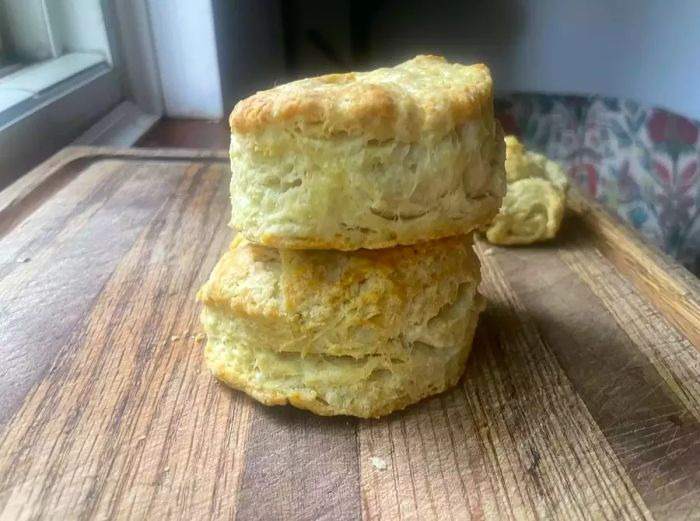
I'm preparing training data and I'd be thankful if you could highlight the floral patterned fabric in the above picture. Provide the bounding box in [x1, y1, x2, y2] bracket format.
[496, 94, 700, 276]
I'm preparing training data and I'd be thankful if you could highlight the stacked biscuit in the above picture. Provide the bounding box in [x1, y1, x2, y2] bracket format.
[197, 56, 506, 418]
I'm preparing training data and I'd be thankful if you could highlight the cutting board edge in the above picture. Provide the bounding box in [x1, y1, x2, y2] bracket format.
[0, 146, 229, 239]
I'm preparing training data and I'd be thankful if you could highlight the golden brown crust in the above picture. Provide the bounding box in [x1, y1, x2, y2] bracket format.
[198, 233, 480, 321]
[229, 55, 493, 141]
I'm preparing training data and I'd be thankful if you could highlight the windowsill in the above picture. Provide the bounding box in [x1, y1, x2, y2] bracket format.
[0, 52, 108, 127]
[0, 89, 30, 112]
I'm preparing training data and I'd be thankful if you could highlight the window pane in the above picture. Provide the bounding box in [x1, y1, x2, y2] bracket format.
[2, 0, 60, 61]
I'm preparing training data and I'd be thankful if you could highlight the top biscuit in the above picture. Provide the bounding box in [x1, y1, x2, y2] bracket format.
[228, 55, 506, 250]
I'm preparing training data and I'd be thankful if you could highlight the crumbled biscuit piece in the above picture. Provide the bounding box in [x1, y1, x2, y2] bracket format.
[370, 457, 387, 471]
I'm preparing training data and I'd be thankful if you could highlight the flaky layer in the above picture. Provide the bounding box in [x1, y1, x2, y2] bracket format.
[203, 291, 483, 418]
[229, 117, 505, 250]
[197, 234, 481, 359]
[502, 135, 569, 190]
[485, 178, 566, 245]
[485, 136, 569, 245]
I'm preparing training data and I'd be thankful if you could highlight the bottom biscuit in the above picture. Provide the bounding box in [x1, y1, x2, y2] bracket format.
[198, 235, 484, 418]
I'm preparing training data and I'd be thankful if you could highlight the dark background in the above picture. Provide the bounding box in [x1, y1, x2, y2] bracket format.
[211, 0, 700, 121]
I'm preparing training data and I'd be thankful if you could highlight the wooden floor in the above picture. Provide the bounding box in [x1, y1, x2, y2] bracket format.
[137, 118, 229, 149]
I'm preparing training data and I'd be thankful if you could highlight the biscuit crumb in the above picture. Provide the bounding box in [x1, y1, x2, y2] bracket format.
[194, 333, 206, 343]
[164, 466, 170, 472]
[370, 456, 387, 471]
[16, 257, 30, 263]
[171, 335, 181, 342]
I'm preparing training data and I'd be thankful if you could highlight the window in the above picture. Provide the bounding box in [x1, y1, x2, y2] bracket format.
[0, 0, 154, 188]
[0, 0, 116, 119]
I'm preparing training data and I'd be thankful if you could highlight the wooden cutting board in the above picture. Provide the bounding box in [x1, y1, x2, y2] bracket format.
[1, 147, 699, 521]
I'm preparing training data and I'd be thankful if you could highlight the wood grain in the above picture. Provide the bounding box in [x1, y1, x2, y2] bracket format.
[0, 148, 699, 520]
[357, 253, 654, 520]
[568, 191, 700, 350]
[236, 408, 361, 521]
[489, 241, 700, 519]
